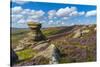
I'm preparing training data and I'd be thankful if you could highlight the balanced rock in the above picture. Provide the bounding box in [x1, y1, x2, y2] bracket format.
[15, 22, 47, 51]
[27, 22, 46, 41]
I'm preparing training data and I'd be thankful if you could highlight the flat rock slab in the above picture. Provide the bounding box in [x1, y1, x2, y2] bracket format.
[33, 42, 49, 51]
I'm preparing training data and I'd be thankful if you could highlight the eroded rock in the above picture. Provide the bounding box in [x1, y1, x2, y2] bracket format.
[11, 48, 18, 65]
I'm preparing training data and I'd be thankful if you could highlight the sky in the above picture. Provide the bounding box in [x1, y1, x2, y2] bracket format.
[11, 1, 96, 28]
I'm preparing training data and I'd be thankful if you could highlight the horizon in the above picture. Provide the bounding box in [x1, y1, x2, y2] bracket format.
[11, 23, 96, 28]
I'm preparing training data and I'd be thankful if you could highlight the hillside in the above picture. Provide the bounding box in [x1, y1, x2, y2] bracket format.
[11, 24, 96, 66]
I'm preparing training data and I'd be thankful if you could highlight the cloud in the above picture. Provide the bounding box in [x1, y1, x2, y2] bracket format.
[17, 19, 26, 23]
[12, 6, 23, 14]
[48, 10, 56, 19]
[69, 11, 85, 16]
[56, 7, 77, 17]
[85, 10, 96, 17]
[62, 17, 68, 20]
[70, 23, 75, 26]
[69, 11, 78, 16]
[48, 6, 85, 20]
[61, 22, 65, 25]
[49, 20, 53, 23]
[11, 6, 45, 24]
[11, 5, 96, 28]
[79, 11, 85, 15]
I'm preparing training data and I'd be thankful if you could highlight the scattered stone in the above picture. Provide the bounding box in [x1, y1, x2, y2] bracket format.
[82, 29, 90, 34]
[94, 27, 96, 31]
[73, 29, 82, 38]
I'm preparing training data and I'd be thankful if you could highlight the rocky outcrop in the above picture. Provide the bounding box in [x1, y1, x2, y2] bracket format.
[34, 44, 60, 64]
[10, 48, 18, 65]
[14, 22, 47, 51]
[27, 22, 46, 41]
[73, 29, 82, 38]
[13, 22, 60, 66]
[33, 42, 49, 51]
[73, 26, 90, 38]
[82, 29, 90, 34]
[94, 27, 96, 31]
[14, 44, 60, 66]
[49, 44, 60, 64]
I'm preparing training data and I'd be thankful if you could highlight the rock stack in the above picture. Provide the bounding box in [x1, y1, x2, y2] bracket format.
[27, 22, 46, 41]
[13, 22, 60, 66]
[15, 22, 47, 51]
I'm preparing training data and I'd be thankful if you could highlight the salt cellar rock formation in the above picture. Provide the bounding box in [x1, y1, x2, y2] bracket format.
[13, 22, 60, 65]
[27, 22, 46, 41]
[14, 22, 47, 51]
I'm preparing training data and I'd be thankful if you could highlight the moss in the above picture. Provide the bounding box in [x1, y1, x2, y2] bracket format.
[42, 29, 59, 37]
[16, 48, 36, 60]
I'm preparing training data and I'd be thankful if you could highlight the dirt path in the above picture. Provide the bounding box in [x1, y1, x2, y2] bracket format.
[48, 26, 80, 41]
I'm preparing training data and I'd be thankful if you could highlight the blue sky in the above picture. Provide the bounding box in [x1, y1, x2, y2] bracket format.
[11, 1, 96, 28]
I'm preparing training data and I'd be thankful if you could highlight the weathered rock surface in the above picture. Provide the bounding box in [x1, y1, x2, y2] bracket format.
[82, 29, 90, 34]
[12, 22, 60, 66]
[14, 22, 47, 51]
[33, 42, 49, 51]
[34, 44, 60, 64]
[11, 48, 18, 65]
[73, 26, 90, 38]
[27, 22, 46, 41]
[73, 29, 82, 38]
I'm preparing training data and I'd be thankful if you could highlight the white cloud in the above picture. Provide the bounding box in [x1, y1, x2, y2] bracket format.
[69, 11, 85, 16]
[11, 5, 96, 27]
[46, 6, 88, 26]
[62, 17, 68, 20]
[56, 7, 77, 17]
[69, 11, 78, 16]
[15, 14, 23, 19]
[26, 19, 39, 23]
[17, 19, 26, 23]
[11, 6, 45, 24]
[70, 23, 75, 26]
[48, 6, 84, 18]
[85, 10, 96, 17]
[28, 10, 45, 19]
[48, 10, 56, 19]
[61, 22, 65, 25]
[21, 9, 32, 15]
[49, 20, 54, 23]
[40, 20, 46, 23]
[79, 11, 85, 15]
[35, 10, 45, 17]
[12, 6, 23, 14]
